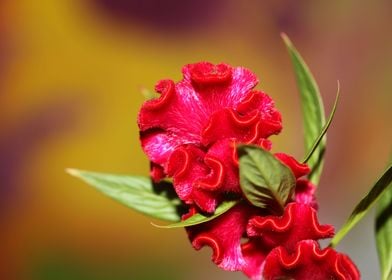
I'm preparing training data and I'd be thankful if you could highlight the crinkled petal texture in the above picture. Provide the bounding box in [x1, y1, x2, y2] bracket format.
[166, 140, 240, 212]
[138, 62, 282, 212]
[138, 62, 360, 280]
[263, 240, 360, 280]
[294, 178, 318, 209]
[241, 203, 334, 279]
[186, 202, 338, 280]
[185, 203, 263, 271]
[247, 203, 334, 251]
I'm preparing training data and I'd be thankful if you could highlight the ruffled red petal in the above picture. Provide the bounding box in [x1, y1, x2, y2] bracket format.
[237, 90, 282, 137]
[275, 153, 310, 178]
[201, 91, 282, 146]
[186, 203, 262, 271]
[200, 139, 240, 194]
[140, 129, 186, 165]
[247, 203, 334, 252]
[188, 62, 233, 85]
[182, 62, 258, 110]
[201, 108, 261, 145]
[139, 75, 221, 144]
[239, 203, 334, 279]
[241, 239, 270, 280]
[263, 240, 360, 280]
[166, 145, 218, 212]
[138, 79, 179, 131]
[166, 140, 241, 213]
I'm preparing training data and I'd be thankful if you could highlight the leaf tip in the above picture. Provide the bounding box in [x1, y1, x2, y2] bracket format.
[150, 221, 169, 229]
[335, 82, 341, 103]
[66, 168, 80, 177]
[336, 80, 341, 99]
[280, 32, 292, 46]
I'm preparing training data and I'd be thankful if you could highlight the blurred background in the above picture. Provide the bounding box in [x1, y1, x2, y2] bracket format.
[0, 1, 391, 279]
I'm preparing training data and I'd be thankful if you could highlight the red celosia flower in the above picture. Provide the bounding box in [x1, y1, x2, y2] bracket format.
[138, 62, 360, 280]
[262, 240, 360, 280]
[185, 202, 338, 279]
[242, 202, 334, 279]
[138, 62, 282, 212]
[246, 203, 334, 251]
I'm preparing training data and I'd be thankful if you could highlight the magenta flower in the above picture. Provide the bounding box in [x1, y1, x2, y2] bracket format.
[263, 240, 360, 280]
[138, 62, 360, 279]
[242, 202, 334, 279]
[247, 203, 334, 252]
[138, 62, 282, 212]
[185, 201, 340, 279]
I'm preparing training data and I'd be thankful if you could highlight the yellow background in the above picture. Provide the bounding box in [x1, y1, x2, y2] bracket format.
[1, 1, 391, 279]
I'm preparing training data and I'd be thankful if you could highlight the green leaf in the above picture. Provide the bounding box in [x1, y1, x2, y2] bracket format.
[152, 200, 239, 228]
[282, 33, 326, 185]
[376, 170, 392, 280]
[66, 169, 184, 222]
[238, 145, 296, 214]
[330, 164, 392, 247]
[303, 84, 340, 163]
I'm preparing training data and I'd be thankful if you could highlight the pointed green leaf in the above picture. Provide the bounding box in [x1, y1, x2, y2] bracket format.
[282, 33, 326, 185]
[330, 164, 392, 247]
[376, 172, 392, 280]
[152, 200, 239, 228]
[238, 145, 296, 214]
[303, 86, 340, 163]
[66, 169, 183, 222]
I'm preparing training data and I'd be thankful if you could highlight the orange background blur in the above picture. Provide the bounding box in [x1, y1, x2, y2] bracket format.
[1, 1, 391, 279]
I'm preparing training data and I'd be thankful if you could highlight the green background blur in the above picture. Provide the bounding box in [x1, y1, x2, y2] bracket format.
[1, 1, 391, 279]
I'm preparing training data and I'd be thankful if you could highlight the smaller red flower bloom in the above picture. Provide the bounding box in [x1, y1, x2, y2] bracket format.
[247, 203, 334, 252]
[241, 203, 334, 279]
[185, 202, 336, 279]
[262, 240, 360, 280]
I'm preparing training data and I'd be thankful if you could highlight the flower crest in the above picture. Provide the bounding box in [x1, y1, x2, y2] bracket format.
[137, 62, 360, 279]
[138, 62, 282, 212]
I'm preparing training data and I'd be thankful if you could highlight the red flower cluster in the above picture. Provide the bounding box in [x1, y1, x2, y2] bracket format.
[138, 62, 360, 279]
